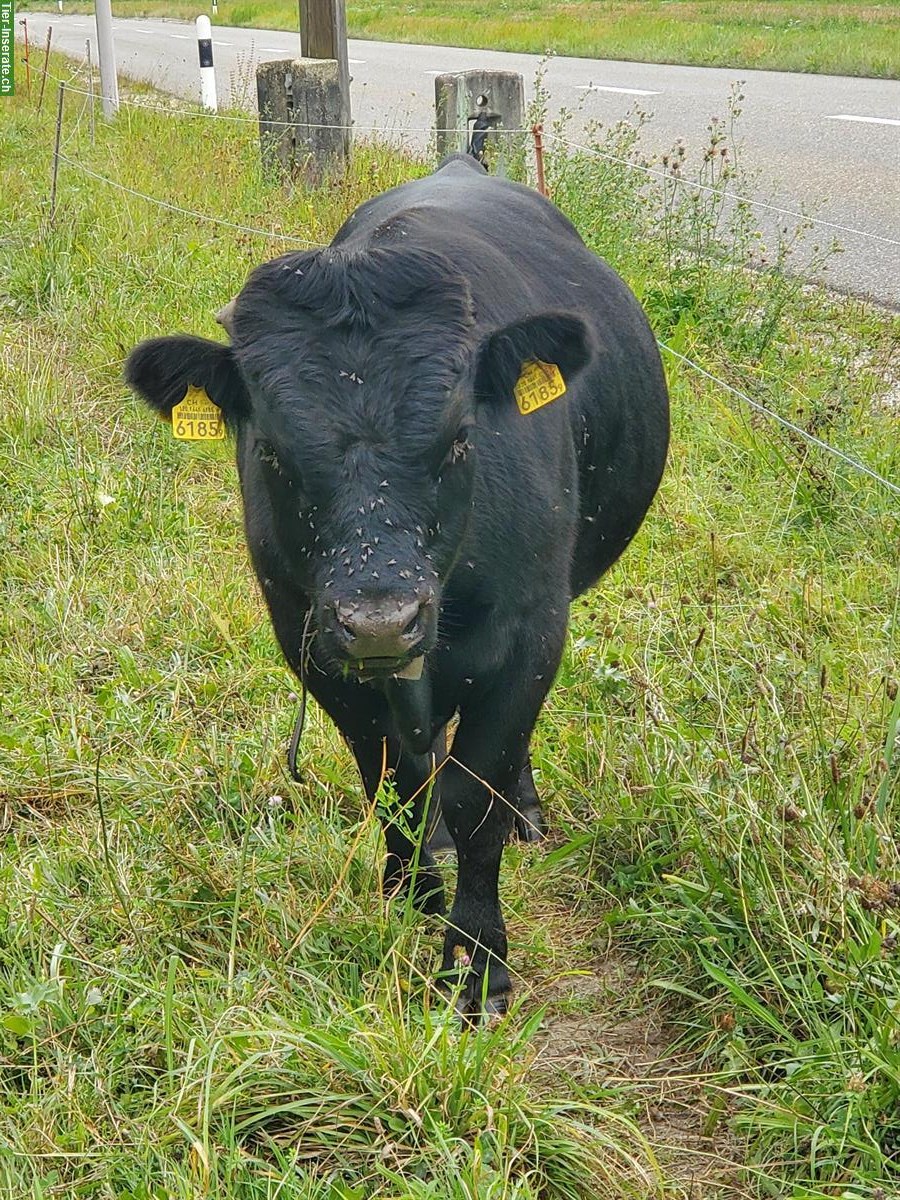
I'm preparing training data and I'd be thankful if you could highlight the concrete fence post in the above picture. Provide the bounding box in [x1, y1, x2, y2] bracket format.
[434, 69, 526, 176]
[256, 57, 350, 183]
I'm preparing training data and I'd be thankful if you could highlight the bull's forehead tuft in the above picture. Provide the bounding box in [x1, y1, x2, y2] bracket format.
[237, 244, 475, 336]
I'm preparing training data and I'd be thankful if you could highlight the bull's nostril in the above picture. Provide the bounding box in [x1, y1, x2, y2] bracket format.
[331, 594, 430, 661]
[334, 603, 357, 640]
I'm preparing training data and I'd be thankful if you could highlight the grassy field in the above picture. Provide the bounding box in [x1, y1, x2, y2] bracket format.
[20, 0, 900, 78]
[2, 58, 900, 1198]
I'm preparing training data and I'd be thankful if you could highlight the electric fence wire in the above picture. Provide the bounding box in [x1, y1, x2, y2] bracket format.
[658, 343, 900, 502]
[57, 152, 326, 246]
[47, 71, 900, 250]
[47, 98, 899, 504]
[46, 74, 537, 136]
[543, 131, 900, 249]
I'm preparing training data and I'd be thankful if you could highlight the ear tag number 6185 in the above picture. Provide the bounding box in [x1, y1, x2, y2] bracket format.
[514, 360, 566, 415]
[172, 385, 226, 440]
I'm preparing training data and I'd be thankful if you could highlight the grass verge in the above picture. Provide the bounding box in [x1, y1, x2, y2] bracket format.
[19, 0, 900, 79]
[1, 53, 899, 1198]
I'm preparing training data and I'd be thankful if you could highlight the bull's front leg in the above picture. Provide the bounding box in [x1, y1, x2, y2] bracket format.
[439, 638, 563, 1017]
[348, 727, 446, 916]
[304, 670, 446, 916]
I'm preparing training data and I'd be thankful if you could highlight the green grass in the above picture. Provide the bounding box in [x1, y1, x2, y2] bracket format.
[2, 55, 900, 1198]
[21, 0, 900, 78]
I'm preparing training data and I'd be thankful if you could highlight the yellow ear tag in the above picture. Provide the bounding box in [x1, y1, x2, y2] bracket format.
[514, 360, 566, 415]
[171, 385, 226, 441]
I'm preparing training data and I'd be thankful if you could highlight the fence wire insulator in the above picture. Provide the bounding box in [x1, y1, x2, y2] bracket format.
[467, 94, 501, 164]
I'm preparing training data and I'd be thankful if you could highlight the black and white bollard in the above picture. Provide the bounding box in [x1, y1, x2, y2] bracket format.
[95, 0, 119, 117]
[196, 15, 217, 111]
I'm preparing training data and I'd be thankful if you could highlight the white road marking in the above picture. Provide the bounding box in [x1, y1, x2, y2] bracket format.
[259, 47, 285, 53]
[348, 58, 366, 64]
[134, 28, 154, 35]
[576, 84, 660, 96]
[826, 113, 900, 127]
[213, 40, 232, 47]
[171, 34, 191, 39]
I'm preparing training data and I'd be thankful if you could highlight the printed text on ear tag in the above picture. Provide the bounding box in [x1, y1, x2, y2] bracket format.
[514, 360, 566, 415]
[172, 385, 226, 440]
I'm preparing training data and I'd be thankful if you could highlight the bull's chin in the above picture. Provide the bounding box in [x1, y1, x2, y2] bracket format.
[345, 653, 426, 683]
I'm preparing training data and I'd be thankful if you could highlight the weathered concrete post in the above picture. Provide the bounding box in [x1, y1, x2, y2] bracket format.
[256, 57, 350, 183]
[434, 69, 525, 176]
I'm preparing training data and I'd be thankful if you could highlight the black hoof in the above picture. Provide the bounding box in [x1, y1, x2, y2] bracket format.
[384, 860, 446, 915]
[418, 876, 447, 915]
[439, 935, 511, 1024]
[513, 804, 545, 843]
[454, 989, 509, 1026]
[426, 814, 456, 856]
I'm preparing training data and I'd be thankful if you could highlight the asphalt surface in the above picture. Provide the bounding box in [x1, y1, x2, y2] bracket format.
[18, 13, 900, 306]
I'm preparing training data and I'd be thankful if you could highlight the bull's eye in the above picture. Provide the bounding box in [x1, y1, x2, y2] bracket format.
[255, 439, 307, 499]
[448, 425, 474, 465]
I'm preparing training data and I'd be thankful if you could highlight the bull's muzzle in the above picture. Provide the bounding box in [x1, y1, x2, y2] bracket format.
[330, 593, 433, 675]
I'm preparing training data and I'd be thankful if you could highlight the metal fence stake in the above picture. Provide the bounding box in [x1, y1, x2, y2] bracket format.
[37, 25, 53, 112]
[50, 83, 65, 224]
[19, 18, 31, 96]
[86, 38, 95, 144]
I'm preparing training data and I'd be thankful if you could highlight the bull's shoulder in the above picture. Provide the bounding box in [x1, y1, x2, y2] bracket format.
[330, 161, 578, 253]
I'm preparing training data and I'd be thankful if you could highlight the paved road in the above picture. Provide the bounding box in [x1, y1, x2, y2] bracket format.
[19, 13, 900, 306]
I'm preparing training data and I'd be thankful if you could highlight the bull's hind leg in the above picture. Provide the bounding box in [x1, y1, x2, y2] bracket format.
[513, 758, 545, 844]
[428, 752, 544, 853]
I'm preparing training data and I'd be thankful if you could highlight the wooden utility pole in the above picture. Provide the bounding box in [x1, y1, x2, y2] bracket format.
[299, 0, 349, 122]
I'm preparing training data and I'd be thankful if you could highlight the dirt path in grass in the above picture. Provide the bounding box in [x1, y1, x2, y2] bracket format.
[531, 945, 744, 1197]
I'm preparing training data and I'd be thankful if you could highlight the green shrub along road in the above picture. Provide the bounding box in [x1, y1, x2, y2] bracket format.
[20, 0, 900, 78]
[2, 58, 900, 1197]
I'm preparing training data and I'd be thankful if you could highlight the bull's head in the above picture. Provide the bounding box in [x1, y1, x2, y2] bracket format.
[126, 245, 590, 683]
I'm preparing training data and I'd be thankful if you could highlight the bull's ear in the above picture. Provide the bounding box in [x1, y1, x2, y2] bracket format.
[125, 335, 250, 426]
[473, 312, 593, 404]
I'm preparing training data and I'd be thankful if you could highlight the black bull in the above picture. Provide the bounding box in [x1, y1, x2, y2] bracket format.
[126, 155, 669, 1015]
